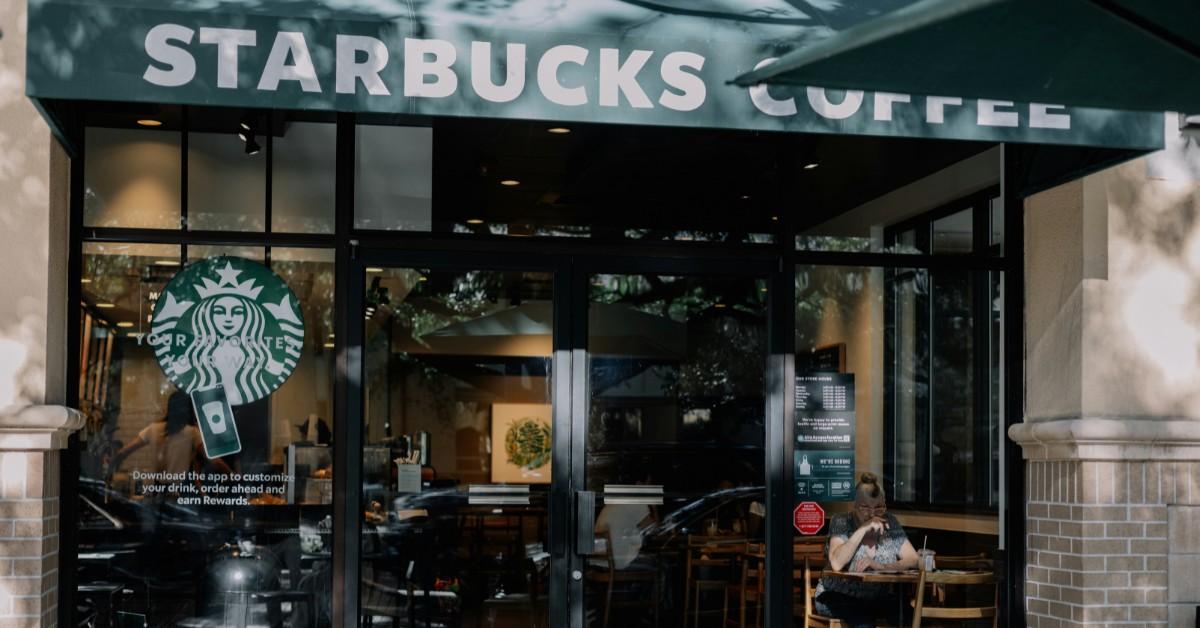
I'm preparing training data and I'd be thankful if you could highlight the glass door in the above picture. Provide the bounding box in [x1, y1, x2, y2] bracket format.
[358, 265, 559, 627]
[577, 271, 769, 628]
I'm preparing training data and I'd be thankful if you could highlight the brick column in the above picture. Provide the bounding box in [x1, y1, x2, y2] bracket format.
[0, 407, 81, 628]
[1015, 118, 1200, 628]
[1010, 422, 1200, 626]
[0, 0, 77, 625]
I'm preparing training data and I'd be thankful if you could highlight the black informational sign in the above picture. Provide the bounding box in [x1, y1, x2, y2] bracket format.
[794, 373, 855, 502]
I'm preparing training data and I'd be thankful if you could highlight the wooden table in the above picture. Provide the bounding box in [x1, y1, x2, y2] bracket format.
[820, 568, 921, 583]
[820, 568, 990, 584]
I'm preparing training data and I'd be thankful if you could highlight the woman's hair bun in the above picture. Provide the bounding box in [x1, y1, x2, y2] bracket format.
[859, 471, 879, 485]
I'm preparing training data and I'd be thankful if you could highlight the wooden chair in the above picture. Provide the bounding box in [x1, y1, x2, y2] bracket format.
[934, 553, 991, 569]
[723, 542, 764, 628]
[800, 556, 847, 628]
[919, 554, 992, 606]
[585, 530, 659, 628]
[910, 566, 998, 628]
[683, 536, 741, 628]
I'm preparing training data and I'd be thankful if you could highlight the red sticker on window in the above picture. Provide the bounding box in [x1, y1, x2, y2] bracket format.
[793, 501, 826, 535]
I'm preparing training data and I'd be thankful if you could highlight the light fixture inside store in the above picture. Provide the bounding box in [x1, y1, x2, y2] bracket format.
[81, 278, 92, 284]
[803, 162, 820, 170]
[366, 267, 384, 273]
[771, 216, 779, 221]
[96, 303, 116, 309]
[499, 180, 520, 187]
[323, 342, 335, 349]
[239, 112, 261, 155]
[547, 127, 571, 134]
[417, 276, 428, 282]
[137, 119, 163, 127]
[466, 218, 485, 225]
[154, 259, 181, 267]
[714, 303, 727, 309]
[116, 322, 134, 328]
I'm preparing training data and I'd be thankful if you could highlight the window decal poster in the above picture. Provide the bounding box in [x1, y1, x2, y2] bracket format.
[150, 257, 305, 458]
[795, 373, 855, 502]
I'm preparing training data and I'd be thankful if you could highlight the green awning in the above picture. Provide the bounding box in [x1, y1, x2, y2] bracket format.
[25, 0, 1164, 149]
[733, 0, 1200, 113]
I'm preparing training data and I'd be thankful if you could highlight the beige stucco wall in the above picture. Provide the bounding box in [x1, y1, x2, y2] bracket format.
[0, 0, 70, 413]
[1026, 119, 1200, 422]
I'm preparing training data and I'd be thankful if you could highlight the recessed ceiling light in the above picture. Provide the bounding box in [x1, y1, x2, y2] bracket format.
[126, 332, 140, 338]
[136, 119, 162, 127]
[80, 278, 92, 284]
[771, 216, 779, 221]
[547, 127, 571, 134]
[417, 276, 428, 282]
[466, 218, 485, 225]
[154, 259, 180, 267]
[803, 162, 820, 170]
[366, 267, 384, 273]
[499, 180, 520, 187]
[116, 322, 134, 328]
[328, 332, 335, 338]
[96, 303, 116, 309]
[323, 342, 335, 349]
[760, 287, 769, 293]
[741, 195, 751, 200]
[714, 303, 727, 309]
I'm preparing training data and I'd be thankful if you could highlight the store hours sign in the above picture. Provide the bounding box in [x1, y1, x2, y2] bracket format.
[150, 257, 304, 458]
[794, 373, 855, 503]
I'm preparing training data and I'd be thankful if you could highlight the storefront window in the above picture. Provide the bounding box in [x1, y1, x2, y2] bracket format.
[883, 203, 1004, 510]
[273, 122, 336, 234]
[76, 243, 335, 626]
[84, 128, 182, 229]
[354, 125, 433, 231]
[795, 261, 1001, 616]
[187, 131, 267, 232]
[360, 267, 553, 627]
[585, 273, 767, 627]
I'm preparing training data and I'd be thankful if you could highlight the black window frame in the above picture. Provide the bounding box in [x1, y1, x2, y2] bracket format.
[60, 105, 1026, 628]
[882, 186, 1003, 514]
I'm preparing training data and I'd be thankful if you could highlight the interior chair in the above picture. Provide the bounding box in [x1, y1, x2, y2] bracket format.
[585, 530, 659, 628]
[723, 542, 764, 628]
[933, 553, 991, 569]
[683, 536, 742, 628]
[917, 553, 992, 607]
[800, 556, 848, 628]
[910, 566, 998, 628]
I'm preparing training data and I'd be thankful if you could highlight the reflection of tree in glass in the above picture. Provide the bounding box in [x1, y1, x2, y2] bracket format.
[505, 417, 552, 469]
[795, 266, 876, 354]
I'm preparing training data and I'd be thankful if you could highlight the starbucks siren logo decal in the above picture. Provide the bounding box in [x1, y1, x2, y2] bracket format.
[151, 257, 305, 405]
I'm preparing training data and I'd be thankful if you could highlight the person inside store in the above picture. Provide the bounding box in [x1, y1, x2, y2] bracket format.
[813, 472, 920, 628]
[111, 390, 233, 488]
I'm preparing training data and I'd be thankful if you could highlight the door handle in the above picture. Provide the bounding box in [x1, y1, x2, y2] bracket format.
[575, 491, 596, 556]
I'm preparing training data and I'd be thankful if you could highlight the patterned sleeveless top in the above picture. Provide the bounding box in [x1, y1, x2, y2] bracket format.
[815, 512, 909, 600]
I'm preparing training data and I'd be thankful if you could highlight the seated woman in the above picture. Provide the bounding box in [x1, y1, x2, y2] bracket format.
[814, 472, 920, 628]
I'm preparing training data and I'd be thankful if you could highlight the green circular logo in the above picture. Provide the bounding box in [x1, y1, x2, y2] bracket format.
[150, 257, 305, 406]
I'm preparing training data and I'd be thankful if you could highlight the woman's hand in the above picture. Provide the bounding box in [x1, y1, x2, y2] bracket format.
[830, 517, 887, 571]
[859, 516, 888, 535]
[859, 559, 890, 572]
